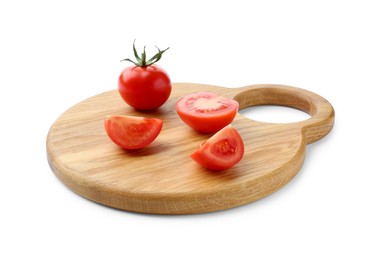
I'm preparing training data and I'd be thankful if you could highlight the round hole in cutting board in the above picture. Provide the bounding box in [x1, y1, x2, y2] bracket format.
[239, 105, 311, 123]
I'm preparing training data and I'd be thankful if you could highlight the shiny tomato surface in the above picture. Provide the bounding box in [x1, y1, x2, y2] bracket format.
[191, 125, 244, 170]
[118, 64, 171, 110]
[176, 92, 239, 133]
[104, 115, 163, 149]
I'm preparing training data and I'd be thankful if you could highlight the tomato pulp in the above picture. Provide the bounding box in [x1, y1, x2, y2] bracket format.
[176, 92, 239, 133]
[191, 125, 244, 171]
[118, 64, 171, 110]
[104, 115, 163, 149]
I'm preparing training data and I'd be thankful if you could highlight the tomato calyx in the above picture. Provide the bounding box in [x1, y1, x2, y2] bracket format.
[121, 39, 169, 67]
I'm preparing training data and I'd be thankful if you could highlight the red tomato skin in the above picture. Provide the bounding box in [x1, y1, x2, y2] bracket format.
[104, 115, 163, 150]
[176, 92, 239, 133]
[118, 64, 171, 110]
[177, 109, 237, 133]
[190, 125, 244, 171]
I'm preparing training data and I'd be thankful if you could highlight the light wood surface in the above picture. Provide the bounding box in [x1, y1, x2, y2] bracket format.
[46, 83, 335, 214]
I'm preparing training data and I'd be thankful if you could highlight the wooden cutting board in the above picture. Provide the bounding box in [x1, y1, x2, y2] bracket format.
[46, 83, 334, 214]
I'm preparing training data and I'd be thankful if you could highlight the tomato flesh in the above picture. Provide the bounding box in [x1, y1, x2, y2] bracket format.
[191, 125, 244, 171]
[118, 64, 171, 110]
[104, 115, 163, 149]
[176, 92, 239, 133]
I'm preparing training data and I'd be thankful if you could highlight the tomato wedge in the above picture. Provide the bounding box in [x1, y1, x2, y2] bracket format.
[191, 125, 244, 171]
[176, 92, 239, 133]
[104, 115, 163, 149]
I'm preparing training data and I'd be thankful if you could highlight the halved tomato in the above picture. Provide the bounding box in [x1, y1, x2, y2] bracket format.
[191, 125, 244, 171]
[104, 115, 163, 149]
[176, 92, 239, 133]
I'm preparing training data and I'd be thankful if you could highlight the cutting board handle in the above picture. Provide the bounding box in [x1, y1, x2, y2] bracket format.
[232, 84, 335, 144]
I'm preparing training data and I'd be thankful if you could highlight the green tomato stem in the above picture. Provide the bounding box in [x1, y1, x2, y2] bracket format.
[121, 39, 169, 67]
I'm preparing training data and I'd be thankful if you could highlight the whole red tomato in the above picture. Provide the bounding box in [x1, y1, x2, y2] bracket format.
[118, 40, 172, 110]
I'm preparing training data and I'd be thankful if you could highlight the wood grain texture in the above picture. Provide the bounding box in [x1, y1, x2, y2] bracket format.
[46, 83, 335, 214]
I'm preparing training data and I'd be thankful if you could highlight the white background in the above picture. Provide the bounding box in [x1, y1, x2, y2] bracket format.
[1, 0, 389, 259]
